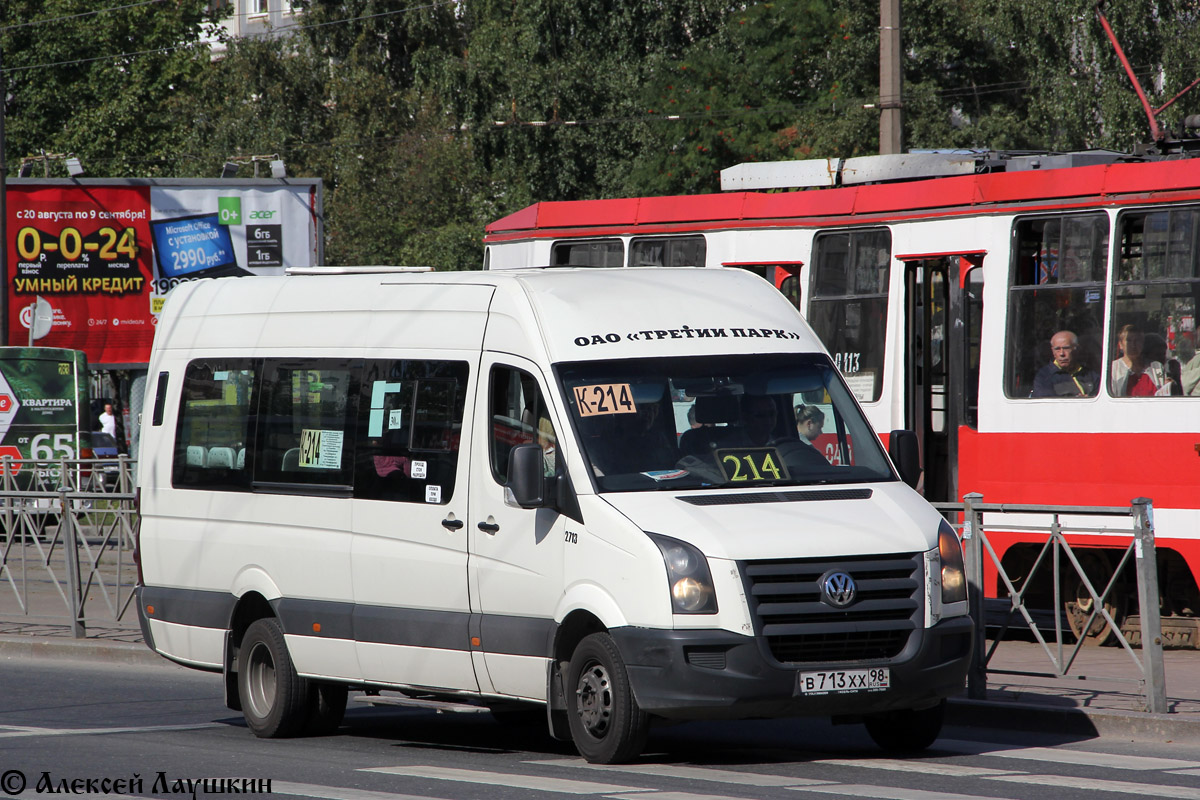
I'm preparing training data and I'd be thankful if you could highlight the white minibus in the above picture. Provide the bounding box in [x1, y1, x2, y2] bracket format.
[135, 266, 971, 763]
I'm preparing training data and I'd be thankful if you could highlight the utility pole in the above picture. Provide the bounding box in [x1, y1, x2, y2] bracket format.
[879, 0, 903, 155]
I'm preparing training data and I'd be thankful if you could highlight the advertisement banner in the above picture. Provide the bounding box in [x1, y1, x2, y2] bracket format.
[6, 180, 322, 367]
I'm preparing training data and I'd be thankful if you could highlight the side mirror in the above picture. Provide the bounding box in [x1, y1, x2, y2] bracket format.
[888, 429, 921, 489]
[506, 444, 546, 508]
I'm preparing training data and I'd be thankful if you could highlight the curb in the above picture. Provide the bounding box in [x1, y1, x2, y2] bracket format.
[0, 634, 162, 667]
[946, 696, 1200, 744]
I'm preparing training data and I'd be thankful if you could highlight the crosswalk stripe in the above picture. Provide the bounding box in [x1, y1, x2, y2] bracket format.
[0, 723, 220, 738]
[805, 758, 1020, 778]
[605, 793, 782, 800]
[937, 739, 1200, 771]
[274, 782, 437, 800]
[525, 758, 833, 787]
[986, 773, 1200, 799]
[784, 784, 1019, 800]
[362, 766, 652, 794]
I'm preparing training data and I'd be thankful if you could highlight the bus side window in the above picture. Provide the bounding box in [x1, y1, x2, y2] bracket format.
[172, 359, 257, 491]
[152, 371, 169, 426]
[1005, 214, 1108, 398]
[489, 366, 556, 484]
[354, 359, 469, 503]
[1110, 208, 1200, 397]
[253, 360, 358, 489]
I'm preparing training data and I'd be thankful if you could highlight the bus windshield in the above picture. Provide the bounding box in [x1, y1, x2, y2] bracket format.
[557, 354, 895, 493]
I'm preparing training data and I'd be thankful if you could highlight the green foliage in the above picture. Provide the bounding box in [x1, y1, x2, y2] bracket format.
[5, 0, 1200, 263]
[1, 0, 213, 176]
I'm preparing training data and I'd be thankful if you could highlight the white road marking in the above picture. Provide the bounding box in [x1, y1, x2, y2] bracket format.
[0, 722, 220, 738]
[605, 793, 778, 800]
[986, 773, 1200, 798]
[937, 739, 1200, 771]
[804, 758, 1020, 778]
[526, 758, 833, 787]
[786, 785, 1019, 800]
[273, 782, 439, 800]
[363, 766, 653, 794]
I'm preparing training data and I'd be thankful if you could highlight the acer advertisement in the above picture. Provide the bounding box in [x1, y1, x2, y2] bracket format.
[5, 179, 323, 367]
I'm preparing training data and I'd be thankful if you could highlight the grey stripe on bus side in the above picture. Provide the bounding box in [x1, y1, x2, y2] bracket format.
[142, 585, 557, 658]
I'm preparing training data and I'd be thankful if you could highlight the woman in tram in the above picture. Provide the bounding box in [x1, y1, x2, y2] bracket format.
[1111, 324, 1171, 397]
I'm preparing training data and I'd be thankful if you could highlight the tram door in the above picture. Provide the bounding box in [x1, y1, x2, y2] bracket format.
[901, 254, 984, 503]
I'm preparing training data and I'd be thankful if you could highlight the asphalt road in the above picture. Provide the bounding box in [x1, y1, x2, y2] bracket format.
[5, 656, 1200, 800]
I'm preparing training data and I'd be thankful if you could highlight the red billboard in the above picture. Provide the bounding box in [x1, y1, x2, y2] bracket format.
[5, 179, 323, 368]
[8, 184, 154, 366]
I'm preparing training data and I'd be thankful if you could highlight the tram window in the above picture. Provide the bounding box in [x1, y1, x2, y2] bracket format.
[808, 229, 890, 403]
[550, 239, 623, 267]
[780, 274, 802, 310]
[1005, 214, 1108, 398]
[1110, 208, 1200, 397]
[630, 235, 706, 267]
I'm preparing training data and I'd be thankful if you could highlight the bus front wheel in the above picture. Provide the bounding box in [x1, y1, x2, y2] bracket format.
[565, 633, 649, 764]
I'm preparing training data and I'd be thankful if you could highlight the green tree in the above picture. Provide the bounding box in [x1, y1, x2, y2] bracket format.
[1, 0, 213, 176]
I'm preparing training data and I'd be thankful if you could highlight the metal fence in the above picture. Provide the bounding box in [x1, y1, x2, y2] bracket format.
[936, 494, 1167, 713]
[0, 456, 139, 637]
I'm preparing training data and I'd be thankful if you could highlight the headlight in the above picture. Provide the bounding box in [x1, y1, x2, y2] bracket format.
[938, 519, 967, 604]
[647, 533, 718, 614]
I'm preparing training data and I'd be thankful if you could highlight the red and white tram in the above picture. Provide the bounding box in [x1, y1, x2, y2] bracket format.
[482, 151, 1200, 636]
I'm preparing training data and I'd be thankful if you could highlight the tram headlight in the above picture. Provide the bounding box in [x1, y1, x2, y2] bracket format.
[938, 519, 967, 604]
[648, 533, 718, 614]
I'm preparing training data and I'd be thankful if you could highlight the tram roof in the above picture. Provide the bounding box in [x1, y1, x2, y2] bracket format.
[485, 152, 1200, 237]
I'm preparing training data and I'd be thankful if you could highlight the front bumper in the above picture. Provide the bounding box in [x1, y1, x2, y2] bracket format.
[611, 614, 973, 720]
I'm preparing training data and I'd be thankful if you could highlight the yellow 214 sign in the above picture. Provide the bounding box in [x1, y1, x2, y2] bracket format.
[715, 448, 790, 483]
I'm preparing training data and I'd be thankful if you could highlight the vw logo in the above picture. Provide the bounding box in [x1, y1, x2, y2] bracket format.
[821, 571, 857, 608]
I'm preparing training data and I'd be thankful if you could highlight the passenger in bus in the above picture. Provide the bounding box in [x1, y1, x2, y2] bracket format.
[795, 404, 825, 445]
[1031, 331, 1099, 398]
[736, 394, 781, 446]
[1177, 334, 1200, 396]
[1110, 324, 1171, 397]
[537, 416, 557, 476]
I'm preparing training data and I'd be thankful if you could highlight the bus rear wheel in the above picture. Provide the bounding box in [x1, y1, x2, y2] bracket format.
[238, 618, 312, 737]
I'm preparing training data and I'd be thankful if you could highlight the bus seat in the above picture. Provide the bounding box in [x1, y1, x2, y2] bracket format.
[186, 446, 207, 467]
[282, 447, 300, 471]
[207, 447, 235, 469]
[236, 448, 246, 469]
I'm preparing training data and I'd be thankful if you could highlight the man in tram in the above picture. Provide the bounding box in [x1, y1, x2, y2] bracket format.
[1031, 330, 1099, 398]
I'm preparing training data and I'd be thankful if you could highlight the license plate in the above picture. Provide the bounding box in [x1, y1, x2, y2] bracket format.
[798, 668, 890, 695]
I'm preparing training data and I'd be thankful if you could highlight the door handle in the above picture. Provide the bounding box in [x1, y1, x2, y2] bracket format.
[442, 518, 464, 531]
[477, 520, 500, 534]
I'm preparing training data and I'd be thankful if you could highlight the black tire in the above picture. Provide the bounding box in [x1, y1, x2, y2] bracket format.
[864, 699, 946, 753]
[237, 618, 312, 738]
[565, 633, 649, 764]
[305, 682, 348, 736]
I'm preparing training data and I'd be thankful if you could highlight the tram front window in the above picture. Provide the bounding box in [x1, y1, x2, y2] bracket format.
[558, 354, 895, 493]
